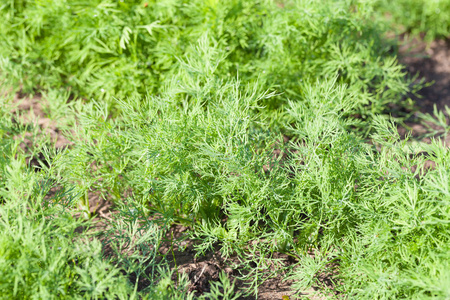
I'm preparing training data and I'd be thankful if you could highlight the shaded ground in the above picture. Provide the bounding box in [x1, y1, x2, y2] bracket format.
[92, 211, 309, 299]
[159, 225, 305, 300]
[397, 38, 450, 142]
[400, 39, 450, 113]
[6, 36, 450, 299]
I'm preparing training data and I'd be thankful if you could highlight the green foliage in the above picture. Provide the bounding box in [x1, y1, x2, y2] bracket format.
[199, 272, 242, 300]
[57, 57, 449, 298]
[0, 98, 192, 299]
[375, 0, 450, 41]
[0, 0, 412, 123]
[0, 156, 131, 298]
[0, 0, 449, 299]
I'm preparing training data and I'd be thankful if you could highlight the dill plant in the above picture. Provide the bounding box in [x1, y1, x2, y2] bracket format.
[284, 87, 450, 299]
[0, 0, 412, 124]
[375, 0, 450, 42]
[0, 98, 197, 299]
[0, 0, 449, 299]
[0, 101, 130, 299]
[56, 45, 449, 298]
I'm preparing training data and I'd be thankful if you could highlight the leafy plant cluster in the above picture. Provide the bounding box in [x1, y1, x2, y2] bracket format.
[64, 67, 449, 298]
[0, 98, 237, 299]
[0, 0, 412, 123]
[0, 0, 449, 299]
[375, 0, 450, 42]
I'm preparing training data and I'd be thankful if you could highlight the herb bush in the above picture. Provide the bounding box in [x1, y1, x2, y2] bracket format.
[61, 62, 449, 298]
[375, 0, 450, 42]
[0, 100, 236, 299]
[0, 0, 411, 123]
[0, 101, 189, 299]
[0, 0, 449, 299]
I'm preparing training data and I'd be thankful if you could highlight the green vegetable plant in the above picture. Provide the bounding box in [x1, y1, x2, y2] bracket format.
[0, 0, 413, 124]
[0, 0, 449, 299]
[375, 0, 450, 42]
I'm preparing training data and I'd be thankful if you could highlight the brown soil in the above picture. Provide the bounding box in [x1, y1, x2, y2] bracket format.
[400, 39, 450, 113]
[92, 209, 312, 299]
[158, 225, 310, 300]
[12, 92, 72, 150]
[397, 38, 450, 143]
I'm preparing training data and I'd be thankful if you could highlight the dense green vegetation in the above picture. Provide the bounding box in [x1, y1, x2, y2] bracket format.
[376, 0, 450, 42]
[1, 0, 449, 299]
